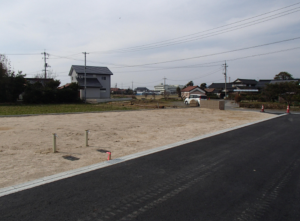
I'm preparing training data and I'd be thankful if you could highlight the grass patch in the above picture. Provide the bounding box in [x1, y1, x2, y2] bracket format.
[0, 103, 140, 116]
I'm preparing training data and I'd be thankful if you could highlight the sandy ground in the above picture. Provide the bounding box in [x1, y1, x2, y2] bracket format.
[0, 108, 273, 188]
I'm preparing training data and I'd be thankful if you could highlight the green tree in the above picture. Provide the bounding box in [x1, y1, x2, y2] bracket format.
[274, 72, 293, 80]
[263, 82, 300, 105]
[183, 81, 194, 89]
[176, 86, 181, 97]
[200, 83, 207, 90]
[0, 55, 26, 102]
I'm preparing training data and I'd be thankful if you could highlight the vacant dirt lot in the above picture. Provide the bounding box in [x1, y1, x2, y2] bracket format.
[0, 108, 273, 188]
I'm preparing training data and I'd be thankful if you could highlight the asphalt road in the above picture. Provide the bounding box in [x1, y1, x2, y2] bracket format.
[1, 114, 300, 221]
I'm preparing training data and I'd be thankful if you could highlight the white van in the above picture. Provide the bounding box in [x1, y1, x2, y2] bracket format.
[184, 94, 207, 105]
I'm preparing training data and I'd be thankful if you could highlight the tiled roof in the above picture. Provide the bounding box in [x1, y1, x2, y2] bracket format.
[256, 80, 272, 88]
[181, 86, 198, 92]
[204, 88, 215, 93]
[69, 65, 113, 76]
[208, 83, 233, 89]
[58, 83, 72, 89]
[111, 88, 121, 92]
[233, 79, 257, 84]
[269, 79, 299, 84]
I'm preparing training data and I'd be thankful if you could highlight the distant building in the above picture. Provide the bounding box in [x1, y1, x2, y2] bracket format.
[134, 87, 150, 95]
[154, 83, 184, 94]
[69, 65, 113, 99]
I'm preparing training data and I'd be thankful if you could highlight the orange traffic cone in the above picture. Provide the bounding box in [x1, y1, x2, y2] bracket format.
[286, 105, 290, 114]
[261, 105, 264, 112]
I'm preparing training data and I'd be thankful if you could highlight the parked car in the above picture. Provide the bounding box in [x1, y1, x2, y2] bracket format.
[184, 94, 207, 105]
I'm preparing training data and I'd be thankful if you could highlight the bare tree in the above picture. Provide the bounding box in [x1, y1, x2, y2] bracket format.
[163, 91, 170, 100]
[34, 69, 57, 79]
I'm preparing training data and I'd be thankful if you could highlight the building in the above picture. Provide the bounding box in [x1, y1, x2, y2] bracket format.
[154, 83, 184, 94]
[181, 86, 206, 99]
[134, 87, 150, 95]
[69, 65, 113, 99]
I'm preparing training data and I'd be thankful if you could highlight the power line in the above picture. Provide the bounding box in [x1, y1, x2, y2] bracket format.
[89, 3, 300, 54]
[111, 36, 300, 68]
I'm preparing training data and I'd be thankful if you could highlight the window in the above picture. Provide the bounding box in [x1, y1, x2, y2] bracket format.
[101, 77, 106, 80]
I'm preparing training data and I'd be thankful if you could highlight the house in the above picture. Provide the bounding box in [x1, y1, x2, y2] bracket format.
[134, 87, 150, 95]
[231, 79, 258, 93]
[111, 88, 121, 94]
[255, 80, 272, 90]
[181, 86, 206, 99]
[69, 65, 113, 99]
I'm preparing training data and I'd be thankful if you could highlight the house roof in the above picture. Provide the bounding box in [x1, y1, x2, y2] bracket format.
[269, 79, 299, 84]
[255, 79, 272, 88]
[233, 79, 257, 84]
[181, 86, 198, 92]
[181, 86, 206, 94]
[134, 87, 149, 91]
[77, 78, 103, 88]
[111, 88, 120, 92]
[69, 65, 113, 76]
[208, 83, 234, 89]
[58, 83, 72, 89]
[204, 88, 215, 93]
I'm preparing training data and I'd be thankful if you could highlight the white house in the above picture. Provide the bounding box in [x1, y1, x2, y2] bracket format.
[69, 65, 113, 99]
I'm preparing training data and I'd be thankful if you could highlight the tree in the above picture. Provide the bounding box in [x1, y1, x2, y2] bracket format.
[263, 82, 300, 105]
[34, 69, 57, 79]
[182, 81, 194, 89]
[186, 81, 194, 87]
[152, 92, 156, 100]
[274, 72, 293, 80]
[162, 90, 170, 100]
[200, 83, 207, 90]
[0, 54, 26, 102]
[176, 86, 181, 97]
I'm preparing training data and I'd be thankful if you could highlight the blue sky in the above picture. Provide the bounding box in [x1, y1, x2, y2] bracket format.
[1, 0, 300, 89]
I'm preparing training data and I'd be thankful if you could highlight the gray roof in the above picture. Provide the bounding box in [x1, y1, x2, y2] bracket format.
[134, 87, 149, 91]
[208, 83, 234, 89]
[77, 78, 103, 88]
[69, 65, 113, 76]
[233, 79, 257, 85]
[269, 80, 299, 84]
[256, 80, 272, 88]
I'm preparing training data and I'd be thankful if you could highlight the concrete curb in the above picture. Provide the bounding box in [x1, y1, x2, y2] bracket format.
[0, 113, 286, 197]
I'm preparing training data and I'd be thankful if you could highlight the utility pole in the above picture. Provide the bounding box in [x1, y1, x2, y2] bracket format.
[132, 81, 133, 90]
[41, 50, 50, 79]
[163, 77, 167, 93]
[223, 61, 228, 99]
[82, 52, 89, 103]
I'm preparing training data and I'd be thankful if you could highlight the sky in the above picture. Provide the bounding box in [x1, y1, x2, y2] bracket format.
[1, 0, 300, 89]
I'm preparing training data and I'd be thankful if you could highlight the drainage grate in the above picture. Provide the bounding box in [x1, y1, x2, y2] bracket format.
[97, 149, 110, 153]
[62, 155, 80, 161]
